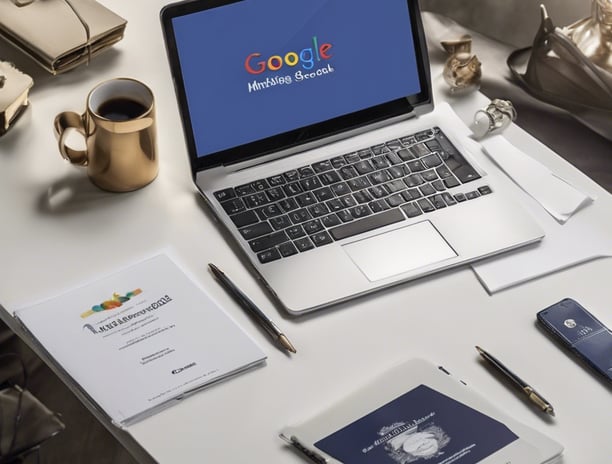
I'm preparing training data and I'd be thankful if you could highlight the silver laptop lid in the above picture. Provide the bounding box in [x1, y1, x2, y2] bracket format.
[161, 0, 433, 175]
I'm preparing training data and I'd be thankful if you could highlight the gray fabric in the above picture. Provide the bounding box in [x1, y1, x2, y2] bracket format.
[420, 0, 590, 47]
[423, 11, 612, 193]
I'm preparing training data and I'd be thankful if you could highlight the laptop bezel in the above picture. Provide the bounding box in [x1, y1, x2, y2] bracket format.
[160, 0, 432, 175]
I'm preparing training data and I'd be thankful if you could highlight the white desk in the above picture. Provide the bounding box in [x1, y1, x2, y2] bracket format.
[1, 1, 611, 463]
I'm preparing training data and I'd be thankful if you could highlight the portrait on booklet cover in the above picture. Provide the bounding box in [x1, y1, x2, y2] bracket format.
[314, 385, 518, 464]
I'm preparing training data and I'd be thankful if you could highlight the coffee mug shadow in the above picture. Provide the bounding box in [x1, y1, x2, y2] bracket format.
[38, 172, 130, 216]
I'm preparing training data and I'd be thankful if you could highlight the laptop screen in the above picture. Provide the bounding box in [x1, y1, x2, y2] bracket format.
[162, 0, 431, 169]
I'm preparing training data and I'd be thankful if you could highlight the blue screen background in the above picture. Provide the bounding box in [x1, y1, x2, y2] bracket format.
[172, 0, 420, 157]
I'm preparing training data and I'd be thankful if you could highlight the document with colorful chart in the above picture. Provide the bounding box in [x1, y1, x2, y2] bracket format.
[14, 253, 266, 426]
[281, 359, 563, 464]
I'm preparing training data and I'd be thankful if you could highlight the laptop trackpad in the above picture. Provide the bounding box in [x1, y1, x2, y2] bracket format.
[342, 221, 457, 282]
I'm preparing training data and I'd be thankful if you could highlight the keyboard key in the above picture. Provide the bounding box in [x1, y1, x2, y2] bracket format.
[294, 237, 315, 252]
[417, 198, 435, 212]
[331, 182, 351, 196]
[220, 198, 246, 215]
[278, 242, 298, 257]
[387, 166, 406, 179]
[240, 222, 273, 240]
[404, 174, 424, 187]
[349, 205, 371, 218]
[344, 152, 360, 164]
[358, 148, 373, 159]
[386, 139, 403, 150]
[288, 208, 311, 224]
[298, 166, 316, 178]
[436, 165, 453, 178]
[252, 179, 270, 191]
[286, 224, 306, 239]
[419, 183, 436, 196]
[283, 170, 299, 182]
[442, 192, 457, 205]
[369, 199, 390, 213]
[296, 192, 317, 207]
[326, 198, 344, 212]
[321, 213, 341, 228]
[270, 214, 292, 230]
[401, 202, 423, 218]
[422, 169, 438, 182]
[256, 203, 283, 219]
[402, 188, 422, 201]
[368, 170, 392, 185]
[283, 182, 303, 196]
[443, 176, 460, 188]
[386, 152, 403, 165]
[339, 165, 359, 179]
[257, 248, 281, 263]
[385, 180, 406, 193]
[432, 180, 446, 192]
[266, 187, 285, 201]
[267, 175, 285, 186]
[431, 194, 447, 209]
[386, 193, 405, 207]
[312, 160, 332, 173]
[299, 176, 322, 191]
[466, 190, 480, 200]
[330, 156, 346, 168]
[422, 153, 443, 168]
[310, 231, 333, 247]
[371, 143, 389, 155]
[407, 160, 426, 172]
[353, 190, 372, 204]
[336, 210, 353, 222]
[397, 148, 416, 161]
[411, 143, 430, 156]
[371, 156, 390, 170]
[319, 171, 341, 185]
[453, 165, 480, 183]
[249, 231, 289, 252]
[313, 186, 334, 202]
[308, 203, 330, 217]
[354, 160, 374, 174]
[454, 193, 467, 202]
[329, 208, 404, 241]
[244, 192, 269, 208]
[214, 188, 235, 202]
[340, 195, 357, 208]
[368, 185, 387, 199]
[279, 197, 299, 212]
[478, 185, 492, 195]
[303, 219, 324, 234]
[230, 210, 259, 228]
[348, 177, 370, 191]
[235, 184, 256, 196]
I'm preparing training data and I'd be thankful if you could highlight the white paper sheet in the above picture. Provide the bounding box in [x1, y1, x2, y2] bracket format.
[15, 254, 266, 426]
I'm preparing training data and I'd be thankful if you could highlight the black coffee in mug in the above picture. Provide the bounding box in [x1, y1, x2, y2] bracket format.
[97, 98, 147, 121]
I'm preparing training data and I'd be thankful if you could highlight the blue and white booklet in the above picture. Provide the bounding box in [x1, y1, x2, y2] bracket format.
[280, 359, 562, 464]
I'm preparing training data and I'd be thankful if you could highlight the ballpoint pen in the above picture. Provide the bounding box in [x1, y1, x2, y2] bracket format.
[475, 346, 555, 416]
[209, 263, 296, 354]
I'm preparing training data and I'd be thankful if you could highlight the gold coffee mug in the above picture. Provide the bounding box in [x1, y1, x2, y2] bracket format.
[54, 78, 158, 192]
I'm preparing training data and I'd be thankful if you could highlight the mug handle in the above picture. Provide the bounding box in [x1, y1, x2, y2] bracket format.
[53, 111, 89, 166]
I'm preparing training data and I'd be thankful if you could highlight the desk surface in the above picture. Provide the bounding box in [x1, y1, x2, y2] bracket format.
[1, 1, 611, 463]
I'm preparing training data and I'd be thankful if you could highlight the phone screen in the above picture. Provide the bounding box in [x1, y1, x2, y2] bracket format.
[537, 298, 612, 383]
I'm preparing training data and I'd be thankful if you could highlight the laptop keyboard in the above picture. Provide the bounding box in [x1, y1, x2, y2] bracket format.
[214, 127, 491, 264]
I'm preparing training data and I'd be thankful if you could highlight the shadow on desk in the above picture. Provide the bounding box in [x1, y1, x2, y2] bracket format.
[0, 320, 138, 464]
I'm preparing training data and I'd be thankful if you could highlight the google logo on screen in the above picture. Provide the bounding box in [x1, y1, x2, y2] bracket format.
[245, 36, 333, 74]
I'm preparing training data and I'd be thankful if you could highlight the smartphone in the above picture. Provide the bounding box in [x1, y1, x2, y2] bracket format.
[537, 298, 612, 383]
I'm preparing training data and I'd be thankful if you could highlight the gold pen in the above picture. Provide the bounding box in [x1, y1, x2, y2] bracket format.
[475, 346, 555, 416]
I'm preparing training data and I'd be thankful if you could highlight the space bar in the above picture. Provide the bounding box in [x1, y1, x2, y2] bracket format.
[330, 209, 405, 241]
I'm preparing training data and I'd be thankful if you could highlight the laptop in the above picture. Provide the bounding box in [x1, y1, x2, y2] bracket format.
[160, 0, 544, 315]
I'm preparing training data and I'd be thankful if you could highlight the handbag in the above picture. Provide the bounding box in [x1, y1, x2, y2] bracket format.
[0, 0, 127, 75]
[507, 5, 612, 141]
[0, 354, 65, 463]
